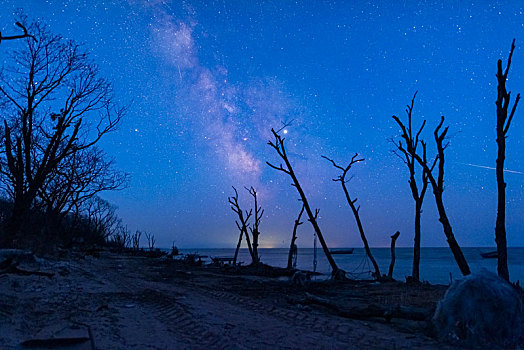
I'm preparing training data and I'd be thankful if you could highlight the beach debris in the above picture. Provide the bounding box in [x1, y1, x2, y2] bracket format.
[0, 257, 53, 278]
[21, 326, 94, 349]
[302, 292, 430, 322]
[211, 256, 236, 266]
[432, 270, 523, 348]
[0, 249, 36, 264]
[291, 271, 310, 287]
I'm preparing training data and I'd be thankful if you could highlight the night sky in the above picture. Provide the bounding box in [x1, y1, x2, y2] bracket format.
[1, 1, 523, 249]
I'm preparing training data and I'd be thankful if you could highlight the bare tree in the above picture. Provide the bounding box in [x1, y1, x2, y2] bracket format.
[110, 224, 130, 251]
[267, 129, 343, 277]
[144, 232, 155, 251]
[0, 22, 36, 44]
[405, 117, 470, 276]
[245, 186, 263, 265]
[80, 196, 120, 245]
[495, 39, 520, 281]
[287, 203, 304, 270]
[392, 92, 429, 282]
[132, 230, 142, 251]
[0, 19, 123, 244]
[322, 154, 381, 279]
[228, 187, 253, 265]
[38, 147, 128, 234]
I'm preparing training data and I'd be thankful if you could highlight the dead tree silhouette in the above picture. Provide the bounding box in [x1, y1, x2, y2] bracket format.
[267, 129, 343, 278]
[322, 154, 381, 280]
[392, 92, 429, 282]
[388, 231, 400, 279]
[246, 186, 263, 265]
[0, 22, 36, 44]
[495, 39, 520, 282]
[0, 20, 123, 245]
[228, 187, 253, 265]
[404, 116, 470, 276]
[287, 203, 305, 270]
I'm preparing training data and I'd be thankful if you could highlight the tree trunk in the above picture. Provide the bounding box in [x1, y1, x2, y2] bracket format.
[244, 227, 254, 262]
[252, 230, 259, 264]
[287, 205, 303, 270]
[388, 231, 400, 278]
[233, 230, 242, 265]
[341, 182, 381, 278]
[292, 185, 339, 274]
[495, 116, 509, 281]
[412, 201, 422, 281]
[495, 134, 509, 281]
[434, 192, 470, 276]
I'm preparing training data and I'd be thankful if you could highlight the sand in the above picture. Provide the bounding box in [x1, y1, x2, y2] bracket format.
[0, 251, 460, 349]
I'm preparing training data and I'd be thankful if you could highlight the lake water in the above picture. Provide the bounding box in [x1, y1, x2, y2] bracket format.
[178, 247, 524, 285]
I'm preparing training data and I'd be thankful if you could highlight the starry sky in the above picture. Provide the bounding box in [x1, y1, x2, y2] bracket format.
[1, 1, 523, 248]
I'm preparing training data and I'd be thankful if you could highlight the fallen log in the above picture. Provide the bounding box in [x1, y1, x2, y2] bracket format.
[304, 292, 430, 322]
[0, 260, 53, 278]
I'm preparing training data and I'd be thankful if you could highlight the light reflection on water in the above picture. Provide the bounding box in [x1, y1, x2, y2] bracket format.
[177, 247, 524, 285]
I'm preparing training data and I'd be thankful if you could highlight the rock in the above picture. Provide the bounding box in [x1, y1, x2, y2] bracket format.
[432, 270, 523, 348]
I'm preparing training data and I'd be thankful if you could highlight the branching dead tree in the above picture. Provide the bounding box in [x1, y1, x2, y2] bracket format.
[407, 116, 471, 276]
[132, 231, 142, 251]
[287, 203, 305, 270]
[228, 187, 253, 265]
[495, 39, 520, 281]
[0, 19, 124, 245]
[144, 232, 155, 251]
[392, 92, 429, 282]
[0, 22, 36, 44]
[267, 129, 343, 277]
[322, 154, 381, 279]
[246, 186, 263, 265]
[388, 231, 400, 279]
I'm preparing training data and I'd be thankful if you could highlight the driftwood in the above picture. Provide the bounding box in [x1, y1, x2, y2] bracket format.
[303, 292, 430, 322]
[0, 258, 53, 278]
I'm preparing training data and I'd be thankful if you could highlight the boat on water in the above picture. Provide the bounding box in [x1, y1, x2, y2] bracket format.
[480, 250, 498, 259]
[329, 248, 354, 255]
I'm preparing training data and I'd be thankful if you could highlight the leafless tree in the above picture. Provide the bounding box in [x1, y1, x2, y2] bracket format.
[0, 22, 36, 44]
[287, 203, 304, 270]
[267, 129, 343, 278]
[132, 230, 142, 251]
[144, 232, 155, 251]
[322, 154, 381, 279]
[245, 186, 263, 265]
[37, 147, 128, 234]
[80, 196, 120, 244]
[495, 39, 520, 281]
[0, 19, 123, 244]
[392, 92, 429, 282]
[405, 117, 471, 276]
[110, 224, 130, 251]
[228, 187, 253, 265]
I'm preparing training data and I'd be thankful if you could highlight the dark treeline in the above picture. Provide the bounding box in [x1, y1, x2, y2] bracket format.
[0, 18, 129, 251]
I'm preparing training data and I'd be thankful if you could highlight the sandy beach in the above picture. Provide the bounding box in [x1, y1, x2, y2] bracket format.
[0, 251, 464, 349]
